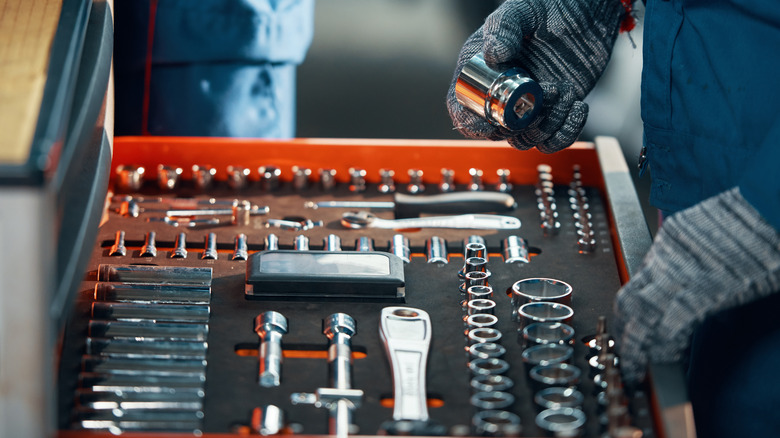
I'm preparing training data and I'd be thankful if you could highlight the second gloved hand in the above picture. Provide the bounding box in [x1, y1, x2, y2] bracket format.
[613, 188, 780, 383]
[447, 0, 626, 153]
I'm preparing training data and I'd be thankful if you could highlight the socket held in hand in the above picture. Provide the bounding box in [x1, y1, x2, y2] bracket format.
[456, 52, 544, 131]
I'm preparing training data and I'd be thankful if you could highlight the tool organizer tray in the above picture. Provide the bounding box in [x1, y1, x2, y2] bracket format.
[57, 137, 658, 437]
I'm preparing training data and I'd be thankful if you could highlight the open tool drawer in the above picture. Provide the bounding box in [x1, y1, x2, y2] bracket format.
[57, 136, 685, 437]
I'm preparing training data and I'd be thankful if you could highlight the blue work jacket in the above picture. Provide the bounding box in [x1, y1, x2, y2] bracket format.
[641, 0, 780, 229]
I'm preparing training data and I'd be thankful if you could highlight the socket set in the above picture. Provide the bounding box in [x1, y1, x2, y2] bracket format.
[56, 137, 658, 437]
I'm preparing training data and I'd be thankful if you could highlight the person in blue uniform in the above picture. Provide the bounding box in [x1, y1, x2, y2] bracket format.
[447, 1, 780, 436]
[113, 0, 314, 138]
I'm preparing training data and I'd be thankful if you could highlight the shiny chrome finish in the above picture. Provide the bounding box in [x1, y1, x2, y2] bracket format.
[468, 168, 484, 191]
[93, 283, 211, 305]
[191, 165, 216, 190]
[294, 235, 310, 251]
[496, 169, 513, 193]
[472, 410, 522, 437]
[439, 168, 455, 193]
[140, 231, 157, 257]
[292, 166, 312, 191]
[97, 264, 212, 285]
[202, 233, 218, 260]
[470, 391, 515, 410]
[255, 311, 288, 388]
[456, 52, 543, 131]
[502, 236, 529, 264]
[323, 313, 361, 438]
[109, 231, 127, 257]
[470, 375, 514, 393]
[425, 236, 448, 264]
[116, 165, 145, 191]
[459, 242, 487, 277]
[407, 169, 425, 194]
[232, 200, 252, 226]
[340, 212, 520, 230]
[157, 165, 183, 191]
[390, 234, 410, 263]
[324, 234, 342, 252]
[319, 168, 337, 191]
[379, 307, 432, 422]
[378, 169, 396, 194]
[171, 233, 187, 259]
[232, 233, 249, 261]
[259, 166, 282, 191]
[468, 358, 510, 376]
[348, 167, 367, 193]
[265, 234, 279, 251]
[252, 405, 285, 436]
[227, 165, 251, 190]
[355, 236, 374, 252]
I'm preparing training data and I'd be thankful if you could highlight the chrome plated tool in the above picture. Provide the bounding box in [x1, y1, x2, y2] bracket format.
[456, 52, 543, 131]
[109, 231, 127, 257]
[304, 191, 516, 218]
[255, 311, 288, 388]
[291, 313, 363, 438]
[97, 264, 212, 285]
[378, 307, 446, 435]
[118, 199, 269, 218]
[341, 212, 520, 230]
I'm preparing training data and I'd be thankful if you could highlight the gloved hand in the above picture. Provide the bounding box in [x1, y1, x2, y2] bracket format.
[613, 187, 780, 383]
[447, 0, 626, 153]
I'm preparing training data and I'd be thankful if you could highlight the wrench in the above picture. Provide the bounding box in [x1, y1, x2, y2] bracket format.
[378, 307, 446, 435]
[341, 212, 520, 230]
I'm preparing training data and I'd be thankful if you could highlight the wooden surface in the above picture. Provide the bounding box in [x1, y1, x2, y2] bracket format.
[0, 0, 62, 165]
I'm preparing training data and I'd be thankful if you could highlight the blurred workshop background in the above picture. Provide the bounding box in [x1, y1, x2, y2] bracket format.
[295, 0, 655, 234]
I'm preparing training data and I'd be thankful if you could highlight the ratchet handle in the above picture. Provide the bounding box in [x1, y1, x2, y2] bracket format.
[393, 192, 516, 218]
[379, 307, 432, 422]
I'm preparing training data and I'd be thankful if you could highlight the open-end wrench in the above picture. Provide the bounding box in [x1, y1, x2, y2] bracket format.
[341, 212, 520, 230]
[378, 307, 446, 435]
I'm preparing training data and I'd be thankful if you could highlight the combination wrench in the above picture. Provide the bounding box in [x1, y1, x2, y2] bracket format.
[378, 307, 446, 435]
[341, 212, 520, 230]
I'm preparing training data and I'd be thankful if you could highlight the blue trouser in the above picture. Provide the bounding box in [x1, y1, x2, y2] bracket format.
[687, 291, 780, 437]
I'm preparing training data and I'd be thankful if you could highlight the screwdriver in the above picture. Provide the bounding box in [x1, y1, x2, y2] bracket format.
[303, 191, 516, 218]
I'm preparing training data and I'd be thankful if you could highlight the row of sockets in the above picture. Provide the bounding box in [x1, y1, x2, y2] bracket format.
[75, 265, 213, 435]
[536, 164, 600, 254]
[455, 242, 523, 436]
[115, 164, 516, 194]
[457, 246, 642, 437]
[106, 230, 532, 265]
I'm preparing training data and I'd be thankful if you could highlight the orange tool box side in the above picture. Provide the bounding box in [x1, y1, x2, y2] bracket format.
[111, 137, 605, 188]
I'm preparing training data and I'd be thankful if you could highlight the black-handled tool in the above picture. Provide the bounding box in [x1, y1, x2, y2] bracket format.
[304, 191, 516, 218]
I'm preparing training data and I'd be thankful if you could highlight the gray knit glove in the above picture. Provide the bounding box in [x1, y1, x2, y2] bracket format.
[447, 0, 625, 153]
[613, 188, 780, 383]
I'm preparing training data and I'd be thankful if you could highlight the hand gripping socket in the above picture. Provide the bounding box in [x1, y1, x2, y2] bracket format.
[255, 311, 288, 387]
